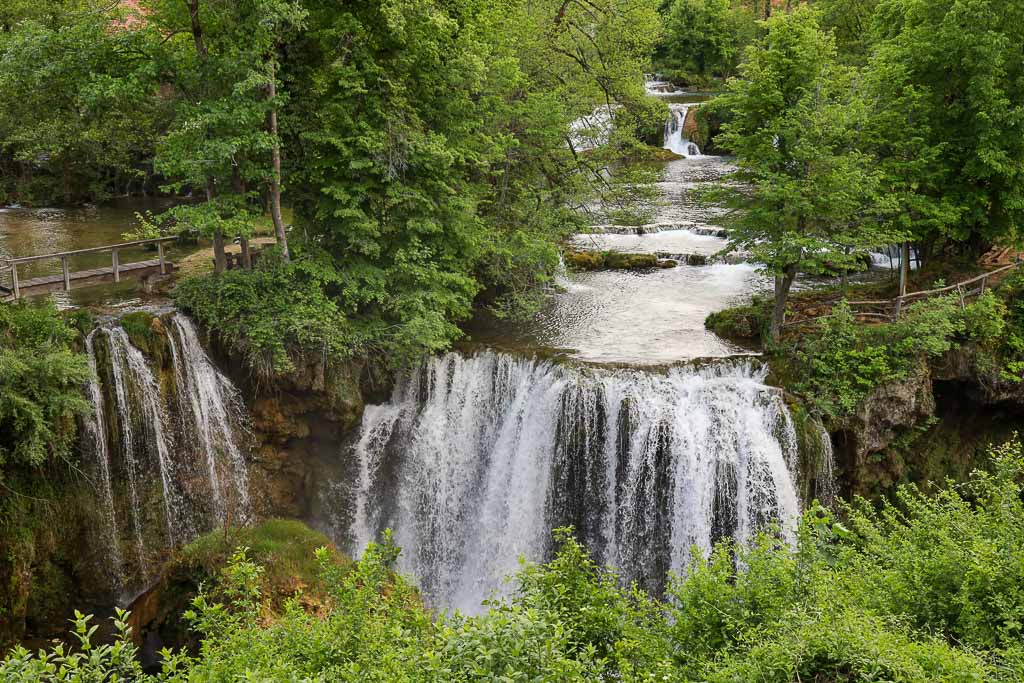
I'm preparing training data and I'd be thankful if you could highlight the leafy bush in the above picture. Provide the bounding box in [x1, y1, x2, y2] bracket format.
[174, 251, 477, 376]
[5, 441, 1023, 681]
[174, 257, 366, 377]
[0, 301, 89, 473]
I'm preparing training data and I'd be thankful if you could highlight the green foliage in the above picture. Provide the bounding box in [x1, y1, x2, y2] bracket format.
[657, 0, 758, 83]
[869, 0, 1024, 249]
[9, 441, 1024, 679]
[173, 257, 364, 376]
[792, 297, 964, 417]
[0, 5, 165, 204]
[0, 302, 89, 475]
[704, 296, 769, 341]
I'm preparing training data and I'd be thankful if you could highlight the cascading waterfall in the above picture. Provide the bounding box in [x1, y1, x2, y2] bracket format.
[340, 351, 801, 613]
[108, 327, 185, 546]
[815, 424, 838, 507]
[167, 314, 253, 527]
[83, 313, 253, 594]
[664, 104, 702, 157]
[84, 330, 125, 593]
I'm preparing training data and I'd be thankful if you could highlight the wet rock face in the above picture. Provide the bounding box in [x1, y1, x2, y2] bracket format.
[217, 350, 366, 523]
[844, 365, 936, 461]
[934, 346, 1024, 407]
[831, 364, 937, 496]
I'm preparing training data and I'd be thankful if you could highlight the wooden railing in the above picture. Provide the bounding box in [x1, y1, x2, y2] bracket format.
[0, 236, 178, 300]
[785, 259, 1024, 329]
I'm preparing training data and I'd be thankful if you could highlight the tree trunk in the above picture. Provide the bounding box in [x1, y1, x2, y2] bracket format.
[267, 60, 290, 262]
[240, 237, 252, 270]
[770, 263, 798, 342]
[213, 231, 227, 273]
[206, 179, 226, 274]
[895, 242, 910, 318]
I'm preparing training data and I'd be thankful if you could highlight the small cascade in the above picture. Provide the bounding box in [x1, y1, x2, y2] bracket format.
[167, 314, 253, 526]
[104, 328, 155, 576]
[84, 330, 125, 594]
[107, 327, 185, 546]
[337, 351, 801, 613]
[664, 104, 702, 157]
[814, 424, 838, 507]
[83, 313, 253, 595]
[569, 105, 615, 151]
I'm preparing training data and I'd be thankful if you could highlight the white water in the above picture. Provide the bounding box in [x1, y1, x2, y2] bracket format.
[815, 424, 838, 507]
[168, 315, 253, 526]
[343, 351, 801, 613]
[84, 330, 125, 593]
[105, 328, 153, 575]
[84, 314, 253, 591]
[569, 105, 615, 152]
[664, 103, 702, 157]
[108, 327, 183, 546]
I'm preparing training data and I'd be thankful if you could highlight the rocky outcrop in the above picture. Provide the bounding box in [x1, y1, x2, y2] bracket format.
[126, 520, 347, 668]
[827, 351, 1024, 498]
[933, 345, 1024, 406]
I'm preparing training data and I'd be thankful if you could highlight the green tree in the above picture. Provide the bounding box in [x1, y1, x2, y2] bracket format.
[713, 8, 898, 340]
[658, 0, 756, 81]
[869, 0, 1024, 254]
[0, 302, 89, 476]
[0, 5, 164, 204]
[143, 0, 305, 271]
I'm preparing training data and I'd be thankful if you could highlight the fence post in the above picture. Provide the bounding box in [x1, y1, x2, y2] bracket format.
[112, 248, 120, 282]
[62, 256, 71, 291]
[158, 241, 166, 275]
[11, 264, 19, 299]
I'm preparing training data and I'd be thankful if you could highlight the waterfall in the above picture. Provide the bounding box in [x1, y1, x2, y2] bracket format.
[84, 330, 125, 593]
[664, 104, 702, 157]
[815, 424, 838, 507]
[107, 327, 185, 546]
[167, 314, 253, 527]
[83, 313, 253, 593]
[340, 351, 801, 613]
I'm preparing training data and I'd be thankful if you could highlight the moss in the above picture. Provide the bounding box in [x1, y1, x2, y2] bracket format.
[564, 250, 667, 271]
[128, 520, 350, 651]
[62, 309, 94, 338]
[623, 145, 683, 162]
[705, 297, 770, 342]
[179, 519, 347, 600]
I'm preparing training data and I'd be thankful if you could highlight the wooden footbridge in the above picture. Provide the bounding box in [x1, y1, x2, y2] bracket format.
[0, 237, 178, 302]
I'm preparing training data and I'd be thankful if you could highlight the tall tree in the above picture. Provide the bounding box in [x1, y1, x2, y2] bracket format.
[713, 8, 897, 339]
[869, 0, 1024, 254]
[144, 0, 304, 271]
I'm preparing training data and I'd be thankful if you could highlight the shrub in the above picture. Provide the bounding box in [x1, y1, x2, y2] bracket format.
[0, 301, 90, 472]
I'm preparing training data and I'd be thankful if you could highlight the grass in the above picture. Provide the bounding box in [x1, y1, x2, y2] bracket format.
[179, 519, 349, 614]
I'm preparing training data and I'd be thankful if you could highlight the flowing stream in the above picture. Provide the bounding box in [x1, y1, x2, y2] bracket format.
[320, 86, 822, 612]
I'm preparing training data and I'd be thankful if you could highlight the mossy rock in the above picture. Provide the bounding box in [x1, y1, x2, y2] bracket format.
[564, 250, 667, 271]
[564, 250, 607, 271]
[128, 520, 349, 655]
[605, 252, 660, 269]
[623, 145, 683, 162]
[705, 298, 770, 342]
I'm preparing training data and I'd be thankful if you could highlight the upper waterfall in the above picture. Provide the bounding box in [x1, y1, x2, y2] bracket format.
[332, 351, 801, 613]
[664, 103, 702, 157]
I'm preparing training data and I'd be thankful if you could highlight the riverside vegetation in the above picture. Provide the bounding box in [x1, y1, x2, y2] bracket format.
[3, 440, 1023, 680]
[2, 0, 1024, 680]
